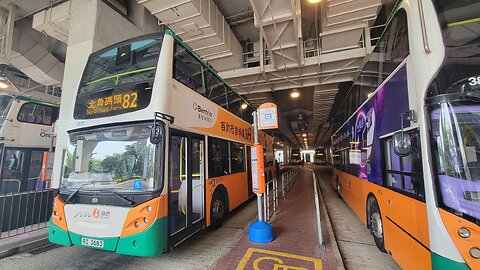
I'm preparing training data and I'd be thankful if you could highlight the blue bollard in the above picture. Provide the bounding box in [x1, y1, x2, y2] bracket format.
[248, 220, 274, 243]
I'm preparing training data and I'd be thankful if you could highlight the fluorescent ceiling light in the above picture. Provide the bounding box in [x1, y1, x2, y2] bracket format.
[0, 79, 8, 89]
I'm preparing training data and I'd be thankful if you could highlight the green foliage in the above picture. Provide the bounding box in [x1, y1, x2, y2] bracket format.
[98, 141, 152, 181]
[88, 159, 103, 173]
[63, 152, 74, 177]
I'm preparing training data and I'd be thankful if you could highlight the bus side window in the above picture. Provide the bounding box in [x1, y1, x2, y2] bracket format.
[206, 75, 228, 109]
[173, 42, 205, 95]
[17, 103, 54, 126]
[0, 149, 25, 193]
[208, 137, 229, 177]
[383, 130, 425, 199]
[230, 142, 245, 173]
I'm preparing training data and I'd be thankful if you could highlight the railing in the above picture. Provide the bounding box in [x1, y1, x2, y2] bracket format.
[263, 168, 299, 222]
[0, 189, 57, 239]
[281, 169, 299, 199]
[242, 48, 272, 68]
[263, 177, 278, 222]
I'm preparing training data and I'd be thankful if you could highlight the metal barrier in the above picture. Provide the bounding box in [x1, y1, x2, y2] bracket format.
[264, 177, 278, 222]
[263, 168, 299, 222]
[0, 188, 57, 239]
[281, 169, 299, 200]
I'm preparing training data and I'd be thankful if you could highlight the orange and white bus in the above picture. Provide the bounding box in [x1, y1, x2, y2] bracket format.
[332, 1, 480, 269]
[49, 30, 274, 256]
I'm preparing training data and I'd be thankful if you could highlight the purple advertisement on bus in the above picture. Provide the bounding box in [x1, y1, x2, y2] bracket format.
[332, 65, 410, 185]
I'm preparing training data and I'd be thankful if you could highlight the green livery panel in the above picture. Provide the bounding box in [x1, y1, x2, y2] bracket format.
[69, 232, 119, 251]
[48, 220, 72, 246]
[48, 217, 167, 257]
[117, 217, 168, 257]
[432, 252, 470, 270]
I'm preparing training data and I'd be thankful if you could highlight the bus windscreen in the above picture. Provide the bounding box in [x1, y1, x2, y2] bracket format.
[74, 36, 163, 119]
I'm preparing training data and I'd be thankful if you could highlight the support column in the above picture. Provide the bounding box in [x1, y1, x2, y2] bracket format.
[51, 0, 160, 187]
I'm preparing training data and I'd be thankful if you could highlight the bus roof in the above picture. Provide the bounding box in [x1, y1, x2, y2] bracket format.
[82, 30, 255, 111]
[14, 95, 59, 107]
[164, 29, 255, 110]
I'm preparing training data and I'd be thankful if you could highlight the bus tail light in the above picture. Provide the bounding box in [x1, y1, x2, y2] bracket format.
[51, 196, 68, 231]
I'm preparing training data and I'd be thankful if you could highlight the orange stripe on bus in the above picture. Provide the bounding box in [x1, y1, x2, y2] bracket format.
[51, 196, 68, 231]
[439, 209, 480, 270]
[333, 169, 431, 270]
[120, 195, 167, 237]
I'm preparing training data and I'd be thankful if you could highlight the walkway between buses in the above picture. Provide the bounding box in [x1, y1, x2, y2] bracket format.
[215, 167, 343, 270]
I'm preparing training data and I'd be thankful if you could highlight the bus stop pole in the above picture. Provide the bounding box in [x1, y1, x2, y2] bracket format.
[252, 111, 263, 222]
[248, 111, 273, 243]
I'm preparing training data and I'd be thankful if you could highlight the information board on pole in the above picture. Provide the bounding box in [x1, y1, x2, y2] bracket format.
[251, 144, 265, 194]
[258, 102, 278, 130]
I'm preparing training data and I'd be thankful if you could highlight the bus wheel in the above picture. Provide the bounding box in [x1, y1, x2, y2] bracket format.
[368, 197, 386, 252]
[210, 192, 226, 230]
[336, 177, 341, 198]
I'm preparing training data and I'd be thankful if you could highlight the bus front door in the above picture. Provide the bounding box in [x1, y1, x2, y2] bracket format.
[169, 130, 205, 245]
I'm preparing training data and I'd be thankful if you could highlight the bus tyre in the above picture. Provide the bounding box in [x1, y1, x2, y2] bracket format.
[336, 177, 341, 198]
[210, 193, 226, 230]
[368, 198, 386, 253]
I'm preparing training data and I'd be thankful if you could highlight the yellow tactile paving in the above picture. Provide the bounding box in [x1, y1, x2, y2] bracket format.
[236, 248, 322, 270]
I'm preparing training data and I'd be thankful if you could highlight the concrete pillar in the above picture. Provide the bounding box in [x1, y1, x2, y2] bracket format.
[284, 146, 290, 164]
[51, 0, 160, 187]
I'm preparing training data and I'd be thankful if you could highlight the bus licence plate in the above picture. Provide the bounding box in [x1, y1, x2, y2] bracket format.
[81, 238, 104, 248]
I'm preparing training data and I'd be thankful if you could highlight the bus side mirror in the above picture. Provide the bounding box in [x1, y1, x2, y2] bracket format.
[150, 124, 162, 144]
[393, 110, 416, 157]
[393, 131, 411, 157]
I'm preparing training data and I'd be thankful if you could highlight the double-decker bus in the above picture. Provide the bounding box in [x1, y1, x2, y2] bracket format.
[0, 93, 59, 194]
[48, 30, 276, 256]
[331, 1, 480, 269]
[290, 148, 302, 165]
[314, 148, 326, 165]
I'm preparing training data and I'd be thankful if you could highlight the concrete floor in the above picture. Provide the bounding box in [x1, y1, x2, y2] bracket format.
[0, 167, 401, 270]
[315, 166, 400, 270]
[0, 200, 257, 270]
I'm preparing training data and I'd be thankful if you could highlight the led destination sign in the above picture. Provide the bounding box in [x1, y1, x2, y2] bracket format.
[86, 91, 138, 116]
[74, 82, 152, 119]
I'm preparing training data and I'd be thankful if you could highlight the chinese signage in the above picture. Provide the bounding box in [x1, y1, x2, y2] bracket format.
[86, 92, 138, 116]
[221, 121, 253, 141]
[251, 144, 265, 194]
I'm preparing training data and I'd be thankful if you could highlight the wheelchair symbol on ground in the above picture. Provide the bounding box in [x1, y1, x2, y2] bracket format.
[236, 248, 322, 270]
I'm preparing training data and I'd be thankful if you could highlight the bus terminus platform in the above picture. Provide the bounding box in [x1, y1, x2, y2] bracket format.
[0, 1, 479, 270]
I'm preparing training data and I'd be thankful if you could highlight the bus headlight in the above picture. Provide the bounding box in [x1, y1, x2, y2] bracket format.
[458, 227, 471, 238]
[120, 196, 165, 238]
[469, 247, 480, 259]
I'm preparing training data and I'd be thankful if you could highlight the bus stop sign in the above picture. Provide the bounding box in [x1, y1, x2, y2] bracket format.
[251, 144, 265, 194]
[258, 103, 278, 130]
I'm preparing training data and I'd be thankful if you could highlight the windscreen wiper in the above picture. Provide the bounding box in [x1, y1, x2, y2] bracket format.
[466, 91, 480, 101]
[104, 190, 135, 205]
[66, 183, 90, 202]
